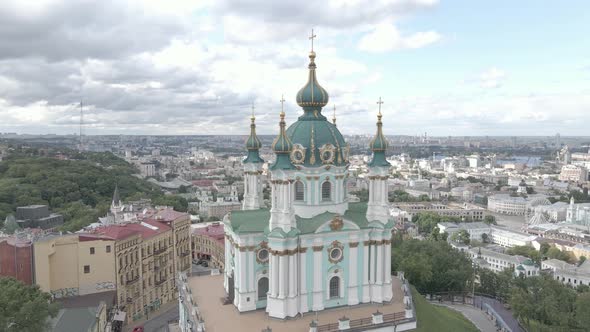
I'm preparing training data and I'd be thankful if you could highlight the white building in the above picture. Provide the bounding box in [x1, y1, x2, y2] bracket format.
[490, 227, 536, 248]
[487, 194, 549, 216]
[566, 197, 590, 226]
[139, 162, 156, 177]
[559, 165, 588, 182]
[467, 247, 539, 277]
[542, 259, 590, 288]
[437, 222, 491, 242]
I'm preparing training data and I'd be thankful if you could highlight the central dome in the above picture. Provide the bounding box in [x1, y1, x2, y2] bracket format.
[296, 52, 329, 110]
[287, 50, 348, 168]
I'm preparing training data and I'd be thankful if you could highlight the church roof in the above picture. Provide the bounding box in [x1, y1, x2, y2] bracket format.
[225, 202, 389, 235]
[296, 51, 329, 109]
[286, 119, 347, 167]
[244, 113, 264, 164]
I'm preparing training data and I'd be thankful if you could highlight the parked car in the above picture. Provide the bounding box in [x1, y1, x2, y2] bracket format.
[133, 327, 144, 332]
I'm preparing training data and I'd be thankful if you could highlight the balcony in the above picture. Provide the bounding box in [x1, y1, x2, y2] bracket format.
[126, 276, 139, 285]
[154, 246, 168, 255]
[155, 278, 167, 286]
[180, 251, 190, 257]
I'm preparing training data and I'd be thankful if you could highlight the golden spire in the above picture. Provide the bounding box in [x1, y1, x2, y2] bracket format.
[250, 102, 255, 122]
[377, 96, 384, 119]
[280, 94, 286, 117]
[309, 28, 317, 52]
[332, 104, 337, 125]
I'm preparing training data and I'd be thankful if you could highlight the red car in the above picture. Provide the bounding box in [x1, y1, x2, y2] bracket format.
[133, 327, 144, 332]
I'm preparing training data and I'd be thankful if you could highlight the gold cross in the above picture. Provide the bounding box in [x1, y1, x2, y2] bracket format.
[280, 95, 285, 112]
[251, 102, 255, 117]
[309, 29, 317, 52]
[333, 104, 336, 122]
[377, 97, 384, 115]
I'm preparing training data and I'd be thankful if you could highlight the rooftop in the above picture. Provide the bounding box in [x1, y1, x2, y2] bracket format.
[186, 274, 405, 332]
[93, 219, 171, 240]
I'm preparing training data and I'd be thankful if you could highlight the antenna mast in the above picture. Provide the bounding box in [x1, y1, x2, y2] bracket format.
[79, 101, 84, 151]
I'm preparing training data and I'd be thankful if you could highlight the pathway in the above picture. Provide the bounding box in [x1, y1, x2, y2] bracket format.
[435, 303, 497, 332]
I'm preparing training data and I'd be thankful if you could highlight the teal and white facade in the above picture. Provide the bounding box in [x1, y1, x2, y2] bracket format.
[223, 47, 395, 319]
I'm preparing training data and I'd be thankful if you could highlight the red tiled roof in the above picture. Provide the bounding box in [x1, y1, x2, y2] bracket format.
[78, 234, 116, 242]
[193, 223, 225, 241]
[145, 208, 188, 224]
[93, 220, 171, 240]
[192, 179, 215, 187]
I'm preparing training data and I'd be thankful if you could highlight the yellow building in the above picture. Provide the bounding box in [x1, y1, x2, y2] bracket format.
[94, 209, 191, 322]
[34, 234, 116, 299]
[192, 222, 225, 270]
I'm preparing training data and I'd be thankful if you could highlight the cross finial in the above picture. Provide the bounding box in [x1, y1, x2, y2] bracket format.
[309, 28, 317, 52]
[377, 97, 384, 115]
[251, 102, 255, 117]
[332, 104, 337, 125]
[280, 94, 286, 114]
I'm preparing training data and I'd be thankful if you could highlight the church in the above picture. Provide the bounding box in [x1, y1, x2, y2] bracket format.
[223, 41, 394, 319]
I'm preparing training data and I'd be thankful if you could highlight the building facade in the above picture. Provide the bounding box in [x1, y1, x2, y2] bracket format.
[559, 165, 588, 182]
[0, 235, 34, 285]
[34, 234, 116, 299]
[192, 222, 225, 269]
[223, 48, 394, 320]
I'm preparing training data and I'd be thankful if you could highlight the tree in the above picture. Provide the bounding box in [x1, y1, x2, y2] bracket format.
[575, 292, 590, 327]
[451, 229, 470, 245]
[540, 242, 551, 256]
[578, 256, 587, 267]
[2, 215, 19, 234]
[483, 215, 496, 225]
[0, 277, 59, 332]
[481, 233, 489, 243]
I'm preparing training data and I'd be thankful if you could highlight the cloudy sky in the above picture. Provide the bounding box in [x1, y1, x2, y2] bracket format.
[1, 0, 588, 136]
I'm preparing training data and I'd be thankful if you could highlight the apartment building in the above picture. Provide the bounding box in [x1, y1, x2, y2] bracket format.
[191, 222, 225, 270]
[94, 214, 190, 322]
[34, 234, 116, 298]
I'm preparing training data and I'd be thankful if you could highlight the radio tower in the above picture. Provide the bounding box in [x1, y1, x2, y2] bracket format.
[79, 101, 84, 151]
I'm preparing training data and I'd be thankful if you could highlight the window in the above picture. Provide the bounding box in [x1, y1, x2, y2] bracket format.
[84, 265, 90, 274]
[322, 181, 332, 201]
[257, 249, 269, 263]
[295, 181, 305, 201]
[258, 277, 269, 300]
[329, 276, 340, 298]
[90, 247, 95, 255]
[106, 245, 111, 253]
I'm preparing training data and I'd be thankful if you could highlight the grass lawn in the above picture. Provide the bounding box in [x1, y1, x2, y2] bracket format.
[411, 286, 479, 332]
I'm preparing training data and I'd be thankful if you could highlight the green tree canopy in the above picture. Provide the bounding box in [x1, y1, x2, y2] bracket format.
[0, 277, 59, 332]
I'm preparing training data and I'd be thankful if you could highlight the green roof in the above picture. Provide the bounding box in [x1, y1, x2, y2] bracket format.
[286, 119, 347, 167]
[293, 202, 371, 234]
[227, 209, 270, 234]
[296, 52, 329, 110]
[227, 202, 388, 235]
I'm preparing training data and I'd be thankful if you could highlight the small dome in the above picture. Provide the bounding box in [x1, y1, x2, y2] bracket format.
[272, 112, 293, 154]
[296, 52, 329, 110]
[245, 116, 262, 150]
[369, 113, 388, 152]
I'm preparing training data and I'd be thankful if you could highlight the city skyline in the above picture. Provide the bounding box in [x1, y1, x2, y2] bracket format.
[0, 0, 588, 136]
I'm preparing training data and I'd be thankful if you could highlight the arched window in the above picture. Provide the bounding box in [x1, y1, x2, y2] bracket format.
[295, 181, 305, 201]
[329, 276, 340, 298]
[258, 277, 269, 300]
[322, 181, 332, 202]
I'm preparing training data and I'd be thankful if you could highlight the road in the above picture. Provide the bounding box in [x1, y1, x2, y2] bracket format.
[474, 296, 525, 332]
[139, 262, 214, 332]
[143, 303, 179, 332]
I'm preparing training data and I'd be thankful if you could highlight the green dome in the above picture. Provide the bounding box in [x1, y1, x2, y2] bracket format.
[244, 115, 264, 164]
[245, 115, 262, 150]
[296, 52, 329, 110]
[368, 112, 391, 168]
[286, 119, 347, 167]
[270, 112, 296, 170]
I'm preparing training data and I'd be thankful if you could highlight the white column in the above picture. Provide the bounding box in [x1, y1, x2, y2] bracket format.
[312, 246, 324, 310]
[347, 243, 359, 305]
[249, 250, 255, 292]
[362, 243, 370, 303]
[384, 241, 392, 284]
[288, 253, 295, 297]
[369, 244, 375, 284]
[376, 244, 383, 285]
[299, 249, 308, 312]
[270, 254, 278, 297]
[279, 255, 287, 298]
